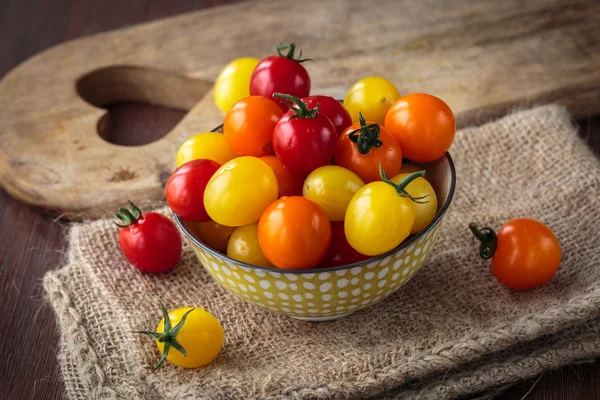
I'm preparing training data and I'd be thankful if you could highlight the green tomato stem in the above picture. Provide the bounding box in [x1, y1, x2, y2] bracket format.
[276, 42, 312, 63]
[136, 301, 195, 370]
[114, 200, 142, 228]
[469, 223, 497, 260]
[379, 164, 430, 204]
[348, 112, 383, 155]
[273, 93, 319, 119]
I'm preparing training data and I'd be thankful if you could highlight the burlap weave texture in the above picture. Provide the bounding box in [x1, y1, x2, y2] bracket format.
[44, 105, 600, 399]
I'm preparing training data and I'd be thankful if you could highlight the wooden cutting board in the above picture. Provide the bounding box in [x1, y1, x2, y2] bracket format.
[1, 0, 599, 220]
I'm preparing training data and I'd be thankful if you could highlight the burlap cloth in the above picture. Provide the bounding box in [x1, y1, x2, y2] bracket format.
[44, 105, 600, 400]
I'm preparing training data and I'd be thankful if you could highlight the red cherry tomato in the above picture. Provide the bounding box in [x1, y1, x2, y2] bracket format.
[273, 94, 337, 174]
[165, 159, 221, 222]
[223, 96, 282, 156]
[250, 43, 311, 112]
[301, 95, 352, 136]
[335, 113, 403, 183]
[470, 219, 561, 290]
[258, 196, 332, 270]
[384, 93, 455, 162]
[319, 222, 370, 268]
[116, 202, 182, 273]
[259, 155, 305, 197]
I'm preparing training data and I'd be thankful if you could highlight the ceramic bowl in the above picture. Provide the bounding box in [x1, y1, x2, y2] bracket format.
[175, 134, 455, 321]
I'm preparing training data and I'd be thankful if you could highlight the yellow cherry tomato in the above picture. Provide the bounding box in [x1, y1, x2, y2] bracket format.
[345, 171, 425, 256]
[302, 165, 364, 221]
[391, 172, 438, 234]
[176, 133, 238, 167]
[188, 221, 236, 252]
[140, 302, 224, 369]
[214, 57, 260, 113]
[204, 156, 278, 227]
[343, 77, 401, 125]
[227, 222, 273, 268]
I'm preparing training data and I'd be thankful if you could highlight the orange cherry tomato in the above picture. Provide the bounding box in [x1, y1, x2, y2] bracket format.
[335, 113, 402, 183]
[259, 155, 305, 197]
[258, 197, 331, 269]
[470, 219, 561, 290]
[384, 93, 455, 162]
[223, 96, 283, 157]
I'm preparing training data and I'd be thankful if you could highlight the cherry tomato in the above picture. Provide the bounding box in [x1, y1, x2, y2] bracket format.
[343, 76, 401, 125]
[187, 220, 235, 253]
[319, 222, 370, 268]
[165, 159, 221, 222]
[259, 155, 305, 197]
[345, 171, 424, 256]
[214, 57, 260, 113]
[223, 96, 283, 157]
[258, 196, 331, 269]
[176, 132, 237, 167]
[273, 94, 337, 174]
[301, 95, 352, 136]
[204, 156, 278, 227]
[470, 219, 561, 290]
[391, 172, 437, 234]
[250, 43, 311, 112]
[115, 202, 182, 273]
[227, 222, 273, 268]
[385, 93, 456, 162]
[139, 301, 223, 369]
[303, 165, 364, 221]
[335, 113, 403, 183]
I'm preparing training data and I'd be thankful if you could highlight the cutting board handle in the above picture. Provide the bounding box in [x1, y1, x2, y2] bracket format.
[0, 59, 223, 220]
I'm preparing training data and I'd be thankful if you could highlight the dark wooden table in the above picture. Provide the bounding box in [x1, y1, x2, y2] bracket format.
[1, 1, 598, 399]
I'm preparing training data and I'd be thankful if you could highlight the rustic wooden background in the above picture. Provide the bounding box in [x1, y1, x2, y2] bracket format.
[0, 1, 598, 399]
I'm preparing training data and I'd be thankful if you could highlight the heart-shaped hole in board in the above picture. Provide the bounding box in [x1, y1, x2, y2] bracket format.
[76, 65, 213, 146]
[96, 103, 187, 146]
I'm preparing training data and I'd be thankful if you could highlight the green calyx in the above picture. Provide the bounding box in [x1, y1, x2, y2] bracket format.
[137, 301, 195, 370]
[469, 223, 497, 260]
[348, 112, 383, 155]
[379, 164, 430, 204]
[273, 93, 319, 119]
[276, 42, 312, 63]
[114, 200, 142, 228]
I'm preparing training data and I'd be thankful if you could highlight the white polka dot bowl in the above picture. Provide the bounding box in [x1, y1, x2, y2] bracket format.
[175, 153, 455, 321]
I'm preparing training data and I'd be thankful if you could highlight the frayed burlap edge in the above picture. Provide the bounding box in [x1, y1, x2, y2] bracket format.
[377, 319, 600, 399]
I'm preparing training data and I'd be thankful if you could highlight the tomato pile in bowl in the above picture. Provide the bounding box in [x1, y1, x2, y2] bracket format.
[167, 43, 457, 320]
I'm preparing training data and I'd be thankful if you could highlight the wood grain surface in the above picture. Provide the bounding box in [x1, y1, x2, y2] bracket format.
[1, 1, 599, 400]
[0, 0, 599, 219]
